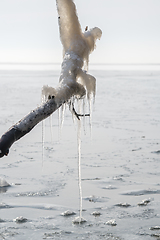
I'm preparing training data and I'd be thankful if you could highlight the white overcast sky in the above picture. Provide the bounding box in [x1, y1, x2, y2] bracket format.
[0, 0, 160, 64]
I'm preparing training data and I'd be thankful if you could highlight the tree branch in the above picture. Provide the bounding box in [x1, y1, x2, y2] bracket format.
[0, 98, 61, 158]
[0, 0, 102, 158]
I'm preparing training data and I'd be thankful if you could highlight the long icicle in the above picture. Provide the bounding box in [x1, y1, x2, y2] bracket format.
[42, 120, 45, 167]
[72, 100, 86, 224]
[77, 118, 82, 220]
[41, 95, 46, 168]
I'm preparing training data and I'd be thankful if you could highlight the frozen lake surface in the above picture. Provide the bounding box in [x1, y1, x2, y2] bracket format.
[0, 64, 160, 239]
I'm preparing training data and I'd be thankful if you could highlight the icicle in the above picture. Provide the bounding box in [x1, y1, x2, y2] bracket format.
[88, 96, 93, 137]
[82, 97, 86, 134]
[42, 119, 45, 167]
[60, 104, 66, 129]
[73, 100, 86, 224]
[58, 107, 61, 141]
[49, 114, 54, 144]
[70, 97, 76, 124]
[78, 117, 82, 220]
[58, 104, 66, 141]
[41, 92, 46, 167]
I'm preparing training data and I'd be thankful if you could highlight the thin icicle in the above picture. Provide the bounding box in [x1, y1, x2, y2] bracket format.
[82, 97, 86, 134]
[69, 97, 75, 123]
[41, 93, 46, 167]
[88, 96, 93, 137]
[78, 118, 82, 220]
[58, 104, 66, 141]
[49, 114, 54, 144]
[60, 104, 66, 129]
[73, 100, 86, 224]
[42, 120, 45, 167]
[73, 118, 86, 224]
[58, 107, 61, 140]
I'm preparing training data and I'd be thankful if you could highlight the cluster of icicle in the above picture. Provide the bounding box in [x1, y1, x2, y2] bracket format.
[42, 0, 102, 109]
[41, 0, 102, 224]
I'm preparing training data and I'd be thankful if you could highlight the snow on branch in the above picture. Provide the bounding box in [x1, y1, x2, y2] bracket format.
[0, 0, 102, 158]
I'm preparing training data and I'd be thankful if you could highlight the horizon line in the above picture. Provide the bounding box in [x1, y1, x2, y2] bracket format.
[0, 62, 160, 66]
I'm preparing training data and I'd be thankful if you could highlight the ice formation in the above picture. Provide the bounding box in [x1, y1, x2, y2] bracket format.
[137, 198, 152, 206]
[77, 118, 82, 220]
[61, 210, 76, 216]
[150, 226, 160, 230]
[72, 216, 87, 224]
[13, 216, 28, 223]
[0, 178, 10, 187]
[106, 219, 117, 226]
[41, 0, 102, 222]
[42, 0, 102, 107]
[91, 211, 101, 216]
[41, 0, 102, 144]
[41, 85, 57, 102]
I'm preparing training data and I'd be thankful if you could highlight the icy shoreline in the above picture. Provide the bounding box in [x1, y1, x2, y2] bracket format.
[0, 67, 160, 239]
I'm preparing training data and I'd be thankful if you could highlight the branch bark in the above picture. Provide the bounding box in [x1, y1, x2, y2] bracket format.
[0, 98, 61, 158]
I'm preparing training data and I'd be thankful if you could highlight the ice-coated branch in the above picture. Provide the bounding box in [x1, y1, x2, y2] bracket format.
[0, 98, 60, 158]
[0, 0, 102, 158]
